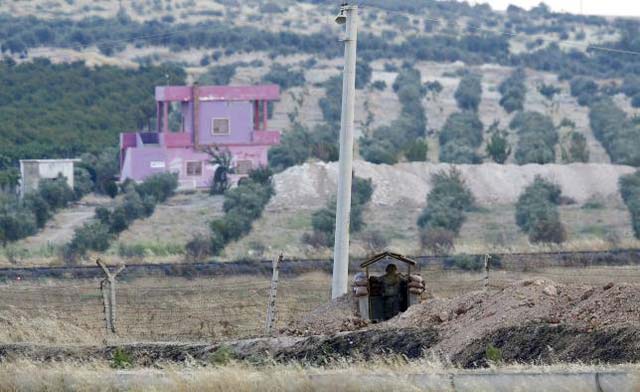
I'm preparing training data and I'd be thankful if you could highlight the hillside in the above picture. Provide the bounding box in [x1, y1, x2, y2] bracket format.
[222, 161, 640, 260]
[1, 0, 640, 165]
[2, 161, 638, 267]
[1, 0, 640, 265]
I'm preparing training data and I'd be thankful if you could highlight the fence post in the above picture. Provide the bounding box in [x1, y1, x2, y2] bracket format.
[100, 278, 112, 333]
[265, 253, 283, 336]
[484, 254, 490, 290]
[97, 259, 125, 335]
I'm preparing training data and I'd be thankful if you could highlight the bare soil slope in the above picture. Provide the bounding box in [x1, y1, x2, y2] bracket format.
[280, 279, 640, 366]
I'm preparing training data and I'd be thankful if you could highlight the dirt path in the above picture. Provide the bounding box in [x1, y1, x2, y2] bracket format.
[13, 195, 113, 251]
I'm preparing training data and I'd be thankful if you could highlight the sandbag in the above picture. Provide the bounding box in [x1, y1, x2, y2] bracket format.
[409, 274, 424, 284]
[409, 287, 424, 295]
[353, 286, 369, 297]
[408, 280, 425, 289]
[353, 272, 368, 286]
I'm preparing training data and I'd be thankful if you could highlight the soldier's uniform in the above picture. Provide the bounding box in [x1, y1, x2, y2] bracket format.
[381, 264, 401, 320]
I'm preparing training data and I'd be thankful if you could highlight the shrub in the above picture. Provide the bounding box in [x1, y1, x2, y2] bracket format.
[581, 195, 605, 210]
[529, 215, 567, 243]
[23, 194, 51, 229]
[589, 97, 640, 166]
[38, 175, 75, 209]
[498, 68, 526, 113]
[248, 166, 274, 186]
[63, 173, 177, 262]
[301, 231, 330, 249]
[371, 80, 386, 91]
[141, 195, 156, 217]
[268, 123, 338, 172]
[206, 170, 275, 255]
[444, 254, 483, 271]
[439, 111, 484, 164]
[361, 229, 389, 254]
[111, 347, 132, 369]
[359, 137, 398, 165]
[185, 234, 213, 261]
[355, 61, 373, 89]
[454, 72, 482, 111]
[104, 180, 119, 198]
[419, 228, 455, 255]
[510, 111, 558, 164]
[417, 169, 475, 235]
[404, 139, 428, 162]
[485, 122, 511, 164]
[361, 66, 427, 164]
[486, 344, 503, 363]
[262, 64, 305, 89]
[619, 171, 640, 239]
[117, 243, 146, 259]
[73, 166, 93, 199]
[95, 206, 111, 225]
[538, 84, 561, 100]
[260, 3, 283, 13]
[0, 205, 37, 246]
[78, 148, 120, 195]
[570, 76, 599, 106]
[562, 132, 589, 163]
[198, 64, 236, 85]
[64, 221, 112, 263]
[305, 176, 374, 248]
[135, 172, 178, 203]
[107, 206, 130, 233]
[425, 80, 443, 95]
[223, 181, 273, 219]
[209, 345, 236, 365]
[515, 176, 566, 243]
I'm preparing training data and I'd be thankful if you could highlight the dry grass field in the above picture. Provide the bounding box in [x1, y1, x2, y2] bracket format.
[2, 265, 640, 345]
[1, 359, 638, 392]
[0, 271, 331, 344]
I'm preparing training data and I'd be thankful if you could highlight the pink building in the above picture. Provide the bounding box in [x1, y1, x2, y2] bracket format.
[119, 85, 280, 189]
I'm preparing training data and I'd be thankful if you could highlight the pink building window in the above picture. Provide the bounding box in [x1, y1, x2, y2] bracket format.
[186, 161, 203, 176]
[211, 118, 230, 135]
[236, 160, 253, 175]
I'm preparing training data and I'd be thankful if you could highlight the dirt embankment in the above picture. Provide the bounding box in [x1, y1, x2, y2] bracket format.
[386, 279, 640, 355]
[279, 279, 640, 366]
[272, 162, 636, 210]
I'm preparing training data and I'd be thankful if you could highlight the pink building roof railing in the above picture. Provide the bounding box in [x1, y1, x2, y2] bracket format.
[161, 132, 192, 148]
[156, 85, 280, 102]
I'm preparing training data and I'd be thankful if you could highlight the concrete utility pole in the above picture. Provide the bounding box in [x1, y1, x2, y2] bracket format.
[331, 3, 358, 299]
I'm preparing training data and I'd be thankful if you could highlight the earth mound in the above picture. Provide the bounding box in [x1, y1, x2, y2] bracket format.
[388, 279, 640, 356]
[288, 279, 640, 364]
[283, 293, 368, 336]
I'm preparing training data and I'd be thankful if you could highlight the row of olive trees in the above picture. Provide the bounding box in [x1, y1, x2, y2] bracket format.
[416, 170, 573, 255]
[360, 66, 428, 164]
[302, 176, 374, 248]
[0, 175, 82, 248]
[63, 173, 179, 264]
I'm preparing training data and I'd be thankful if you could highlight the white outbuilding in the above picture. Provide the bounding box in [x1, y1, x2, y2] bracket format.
[19, 159, 79, 197]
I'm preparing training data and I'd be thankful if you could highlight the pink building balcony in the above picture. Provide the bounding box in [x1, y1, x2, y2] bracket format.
[252, 130, 280, 145]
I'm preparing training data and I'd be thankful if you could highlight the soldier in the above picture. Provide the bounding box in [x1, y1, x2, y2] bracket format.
[381, 263, 401, 320]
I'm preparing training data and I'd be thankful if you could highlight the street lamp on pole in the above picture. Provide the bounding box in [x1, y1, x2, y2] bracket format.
[331, 3, 358, 299]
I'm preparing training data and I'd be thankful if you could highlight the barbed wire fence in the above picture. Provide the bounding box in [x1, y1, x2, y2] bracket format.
[1, 251, 640, 342]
